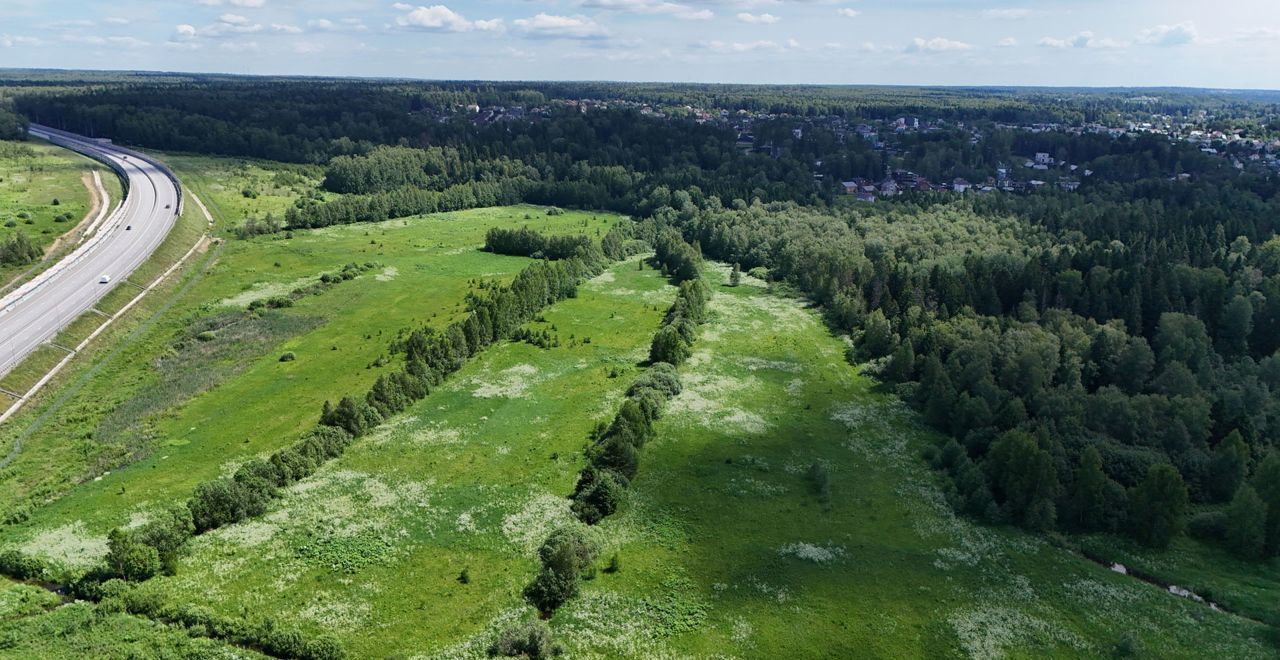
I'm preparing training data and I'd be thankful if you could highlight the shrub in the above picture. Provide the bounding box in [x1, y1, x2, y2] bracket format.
[0, 550, 49, 581]
[1189, 511, 1228, 541]
[628, 363, 681, 398]
[488, 620, 562, 658]
[105, 528, 162, 581]
[571, 467, 627, 524]
[807, 462, 832, 506]
[196, 331, 217, 342]
[524, 527, 598, 613]
[280, 351, 297, 362]
[589, 434, 640, 480]
[188, 478, 270, 532]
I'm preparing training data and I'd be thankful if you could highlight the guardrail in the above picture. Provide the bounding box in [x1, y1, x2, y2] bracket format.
[27, 124, 185, 216]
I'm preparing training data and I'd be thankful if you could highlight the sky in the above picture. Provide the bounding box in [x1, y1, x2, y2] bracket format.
[1, 0, 1279, 88]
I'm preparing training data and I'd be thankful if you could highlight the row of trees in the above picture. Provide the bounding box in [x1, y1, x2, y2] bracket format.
[527, 232, 708, 618]
[484, 226, 594, 261]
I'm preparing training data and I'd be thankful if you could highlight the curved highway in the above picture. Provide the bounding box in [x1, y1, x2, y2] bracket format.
[0, 126, 180, 379]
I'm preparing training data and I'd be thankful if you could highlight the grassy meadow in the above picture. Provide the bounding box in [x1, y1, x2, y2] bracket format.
[0, 140, 118, 286]
[0, 204, 621, 565]
[529, 264, 1271, 659]
[0, 150, 1275, 658]
[116, 254, 675, 657]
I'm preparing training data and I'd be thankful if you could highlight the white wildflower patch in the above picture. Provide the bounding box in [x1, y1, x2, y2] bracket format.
[948, 607, 1090, 659]
[667, 368, 770, 435]
[740, 357, 804, 373]
[556, 579, 709, 656]
[19, 521, 108, 570]
[219, 274, 317, 308]
[603, 287, 673, 305]
[785, 378, 805, 393]
[725, 476, 788, 497]
[123, 510, 153, 530]
[456, 511, 477, 533]
[747, 576, 791, 604]
[707, 285, 810, 333]
[708, 261, 767, 288]
[471, 363, 541, 399]
[500, 492, 575, 555]
[724, 409, 769, 434]
[1063, 578, 1138, 606]
[298, 594, 372, 631]
[420, 607, 527, 660]
[214, 520, 279, 548]
[389, 423, 465, 448]
[374, 266, 399, 281]
[779, 542, 846, 564]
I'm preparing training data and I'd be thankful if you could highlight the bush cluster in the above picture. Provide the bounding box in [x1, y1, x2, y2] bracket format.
[100, 583, 344, 660]
[648, 279, 708, 367]
[485, 226, 594, 261]
[522, 527, 598, 614]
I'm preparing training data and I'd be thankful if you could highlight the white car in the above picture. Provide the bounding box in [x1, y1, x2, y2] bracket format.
[99, 275, 111, 284]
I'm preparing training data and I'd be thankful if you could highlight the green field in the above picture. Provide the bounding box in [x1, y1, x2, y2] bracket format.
[106, 254, 673, 656]
[156, 152, 330, 241]
[0, 205, 621, 559]
[0, 140, 118, 286]
[0, 150, 1275, 657]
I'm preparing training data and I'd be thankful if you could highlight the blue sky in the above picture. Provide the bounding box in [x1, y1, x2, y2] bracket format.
[1, 0, 1278, 88]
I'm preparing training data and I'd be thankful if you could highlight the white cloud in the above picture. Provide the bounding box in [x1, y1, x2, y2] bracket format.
[707, 39, 782, 53]
[394, 4, 502, 32]
[514, 14, 609, 40]
[219, 13, 250, 26]
[307, 19, 335, 31]
[1235, 27, 1280, 41]
[836, 8, 859, 18]
[581, 0, 712, 21]
[218, 40, 260, 51]
[982, 8, 1031, 19]
[271, 23, 303, 33]
[172, 24, 198, 40]
[1137, 21, 1197, 46]
[103, 17, 130, 25]
[0, 34, 44, 48]
[905, 37, 971, 53]
[737, 12, 780, 24]
[1039, 31, 1126, 49]
[196, 0, 266, 6]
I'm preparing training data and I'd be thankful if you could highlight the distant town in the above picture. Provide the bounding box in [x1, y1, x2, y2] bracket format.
[436, 97, 1280, 202]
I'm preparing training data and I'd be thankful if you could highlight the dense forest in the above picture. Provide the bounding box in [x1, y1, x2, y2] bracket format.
[6, 74, 1280, 562]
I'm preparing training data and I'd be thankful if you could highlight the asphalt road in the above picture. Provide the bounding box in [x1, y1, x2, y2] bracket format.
[0, 126, 180, 380]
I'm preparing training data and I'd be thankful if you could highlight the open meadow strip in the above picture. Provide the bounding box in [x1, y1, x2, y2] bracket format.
[0, 141, 103, 285]
[0, 205, 623, 574]
[539, 263, 1274, 659]
[97, 255, 677, 656]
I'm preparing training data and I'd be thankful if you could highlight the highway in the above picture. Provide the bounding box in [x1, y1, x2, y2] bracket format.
[0, 125, 180, 379]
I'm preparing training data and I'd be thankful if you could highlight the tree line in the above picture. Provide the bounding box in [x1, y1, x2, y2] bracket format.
[524, 232, 709, 623]
[655, 185, 1280, 558]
